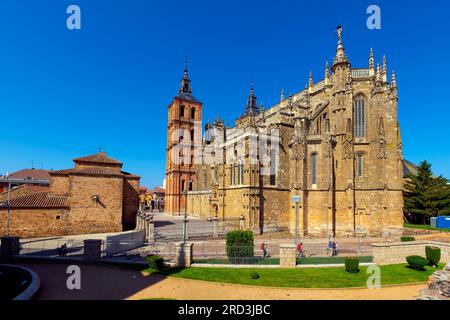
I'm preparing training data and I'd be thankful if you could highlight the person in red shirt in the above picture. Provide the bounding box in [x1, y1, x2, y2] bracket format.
[297, 242, 304, 258]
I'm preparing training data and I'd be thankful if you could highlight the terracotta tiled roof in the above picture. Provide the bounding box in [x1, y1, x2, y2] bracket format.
[73, 151, 122, 165]
[0, 192, 69, 209]
[2, 169, 50, 180]
[151, 187, 165, 194]
[122, 171, 141, 179]
[50, 168, 123, 177]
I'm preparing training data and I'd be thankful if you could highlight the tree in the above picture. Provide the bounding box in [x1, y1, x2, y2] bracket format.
[404, 161, 450, 224]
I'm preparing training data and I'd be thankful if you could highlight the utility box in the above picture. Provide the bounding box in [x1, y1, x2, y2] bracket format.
[430, 217, 437, 228]
[436, 216, 450, 229]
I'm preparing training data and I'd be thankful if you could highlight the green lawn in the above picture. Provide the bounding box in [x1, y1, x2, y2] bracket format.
[404, 223, 450, 232]
[148, 264, 443, 288]
[193, 256, 373, 265]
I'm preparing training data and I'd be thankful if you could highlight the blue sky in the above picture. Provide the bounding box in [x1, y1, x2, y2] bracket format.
[1, 0, 449, 187]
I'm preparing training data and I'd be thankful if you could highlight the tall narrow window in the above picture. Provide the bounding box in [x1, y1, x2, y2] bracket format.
[240, 161, 244, 184]
[230, 163, 235, 185]
[180, 105, 185, 118]
[181, 180, 185, 192]
[191, 108, 195, 119]
[357, 154, 363, 177]
[311, 153, 317, 185]
[189, 180, 193, 191]
[354, 96, 365, 137]
[270, 150, 276, 186]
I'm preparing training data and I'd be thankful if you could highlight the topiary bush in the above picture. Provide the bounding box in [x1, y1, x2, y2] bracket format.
[344, 257, 360, 273]
[400, 236, 416, 242]
[226, 230, 254, 260]
[425, 246, 441, 267]
[250, 272, 260, 280]
[406, 255, 428, 270]
[146, 254, 165, 271]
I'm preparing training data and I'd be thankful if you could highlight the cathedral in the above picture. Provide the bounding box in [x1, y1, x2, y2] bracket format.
[165, 26, 404, 237]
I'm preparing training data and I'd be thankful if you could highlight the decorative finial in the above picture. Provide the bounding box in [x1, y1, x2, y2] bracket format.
[309, 71, 314, 87]
[337, 25, 343, 47]
[369, 48, 374, 69]
[280, 88, 285, 102]
[391, 70, 397, 88]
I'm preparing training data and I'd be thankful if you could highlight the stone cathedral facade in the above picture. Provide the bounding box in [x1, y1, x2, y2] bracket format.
[165, 26, 404, 237]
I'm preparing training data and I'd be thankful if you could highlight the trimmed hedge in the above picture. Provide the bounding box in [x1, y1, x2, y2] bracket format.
[146, 254, 165, 271]
[344, 257, 360, 273]
[425, 246, 441, 267]
[406, 255, 428, 270]
[400, 236, 416, 242]
[226, 230, 254, 259]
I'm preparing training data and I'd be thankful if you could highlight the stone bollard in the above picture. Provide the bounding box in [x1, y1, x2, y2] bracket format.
[239, 215, 245, 230]
[213, 216, 219, 238]
[147, 219, 155, 242]
[0, 236, 21, 260]
[279, 244, 297, 268]
[175, 242, 194, 267]
[83, 239, 102, 263]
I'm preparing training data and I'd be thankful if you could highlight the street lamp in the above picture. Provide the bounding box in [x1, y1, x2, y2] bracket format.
[182, 189, 188, 243]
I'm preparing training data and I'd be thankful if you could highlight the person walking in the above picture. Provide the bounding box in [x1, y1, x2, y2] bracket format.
[297, 242, 304, 258]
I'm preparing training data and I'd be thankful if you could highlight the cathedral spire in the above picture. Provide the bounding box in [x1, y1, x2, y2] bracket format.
[243, 81, 259, 116]
[177, 56, 198, 102]
[333, 25, 348, 64]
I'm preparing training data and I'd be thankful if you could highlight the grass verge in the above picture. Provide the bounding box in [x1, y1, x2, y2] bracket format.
[145, 263, 443, 288]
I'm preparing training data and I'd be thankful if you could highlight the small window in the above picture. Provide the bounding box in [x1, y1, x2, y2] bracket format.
[270, 174, 276, 186]
[190, 130, 194, 142]
[56, 215, 61, 220]
[357, 154, 363, 177]
[181, 180, 185, 191]
[191, 108, 195, 119]
[189, 180, 193, 191]
[180, 105, 185, 117]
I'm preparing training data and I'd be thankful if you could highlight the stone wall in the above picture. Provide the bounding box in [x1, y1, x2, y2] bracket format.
[372, 241, 450, 265]
[0, 208, 70, 238]
[68, 175, 123, 235]
[49, 175, 70, 195]
[122, 177, 140, 230]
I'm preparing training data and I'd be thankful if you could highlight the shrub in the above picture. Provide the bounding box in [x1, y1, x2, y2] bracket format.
[344, 257, 360, 273]
[146, 254, 164, 271]
[425, 246, 441, 267]
[226, 230, 254, 259]
[250, 272, 260, 280]
[400, 236, 415, 242]
[406, 255, 428, 270]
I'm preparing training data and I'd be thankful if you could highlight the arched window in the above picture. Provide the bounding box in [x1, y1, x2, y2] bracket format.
[354, 96, 365, 137]
[311, 153, 318, 185]
[189, 180, 193, 191]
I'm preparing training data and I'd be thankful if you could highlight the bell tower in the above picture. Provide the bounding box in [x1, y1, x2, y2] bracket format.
[165, 61, 202, 215]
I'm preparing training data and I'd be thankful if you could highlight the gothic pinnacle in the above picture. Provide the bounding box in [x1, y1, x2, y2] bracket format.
[382, 55, 387, 82]
[369, 48, 374, 69]
[309, 71, 314, 87]
[376, 63, 381, 82]
[391, 70, 397, 88]
[280, 88, 285, 102]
